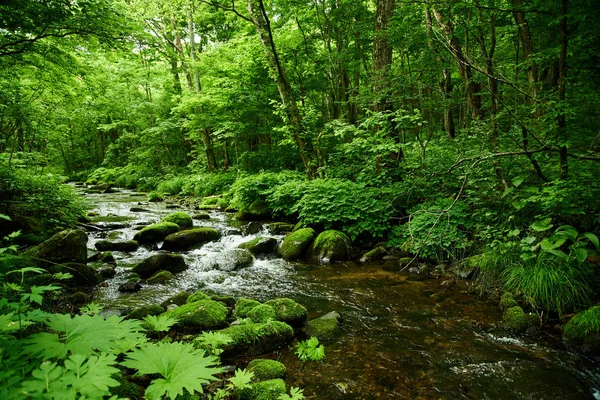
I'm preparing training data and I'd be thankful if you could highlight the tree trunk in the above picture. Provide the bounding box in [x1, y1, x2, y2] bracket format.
[373, 0, 395, 113]
[558, 0, 568, 179]
[247, 0, 314, 176]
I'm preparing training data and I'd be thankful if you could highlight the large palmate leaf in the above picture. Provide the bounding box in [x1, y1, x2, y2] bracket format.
[122, 341, 225, 400]
[23, 314, 146, 359]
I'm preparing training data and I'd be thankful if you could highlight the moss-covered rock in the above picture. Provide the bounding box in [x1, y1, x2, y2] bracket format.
[160, 291, 190, 309]
[500, 292, 518, 310]
[55, 263, 102, 286]
[563, 306, 600, 343]
[240, 379, 287, 400]
[264, 298, 307, 327]
[161, 212, 194, 228]
[163, 300, 229, 331]
[360, 246, 388, 262]
[502, 306, 528, 333]
[220, 320, 294, 357]
[310, 230, 353, 263]
[277, 228, 315, 261]
[95, 240, 139, 252]
[247, 359, 287, 382]
[212, 249, 255, 271]
[455, 255, 482, 279]
[133, 222, 179, 244]
[193, 213, 211, 220]
[210, 295, 236, 308]
[146, 270, 175, 285]
[161, 227, 222, 251]
[127, 304, 165, 320]
[247, 304, 276, 323]
[266, 222, 296, 235]
[25, 229, 88, 268]
[234, 298, 262, 319]
[187, 291, 211, 303]
[132, 253, 187, 278]
[304, 311, 342, 341]
[238, 237, 278, 256]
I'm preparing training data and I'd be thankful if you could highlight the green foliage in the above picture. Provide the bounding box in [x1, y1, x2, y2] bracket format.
[122, 341, 225, 399]
[148, 191, 164, 202]
[563, 306, 600, 341]
[295, 337, 325, 361]
[279, 387, 305, 400]
[247, 359, 286, 381]
[227, 368, 254, 391]
[141, 314, 178, 335]
[156, 176, 187, 195]
[194, 331, 233, 357]
[229, 171, 304, 214]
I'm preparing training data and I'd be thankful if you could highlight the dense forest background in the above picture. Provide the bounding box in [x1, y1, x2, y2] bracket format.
[1, 0, 600, 316]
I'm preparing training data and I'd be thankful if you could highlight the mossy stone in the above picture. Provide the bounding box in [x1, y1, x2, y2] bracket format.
[163, 299, 229, 331]
[95, 240, 139, 252]
[146, 270, 175, 285]
[160, 291, 190, 309]
[247, 359, 286, 382]
[234, 298, 262, 318]
[211, 295, 236, 308]
[24, 229, 88, 268]
[247, 304, 276, 323]
[193, 213, 211, 220]
[277, 228, 315, 261]
[133, 222, 179, 244]
[132, 253, 187, 278]
[162, 211, 194, 228]
[240, 379, 287, 400]
[238, 237, 278, 255]
[264, 298, 307, 327]
[502, 306, 528, 333]
[187, 291, 211, 303]
[500, 292, 518, 310]
[220, 320, 294, 357]
[127, 304, 165, 320]
[266, 222, 296, 235]
[304, 311, 342, 341]
[162, 227, 222, 251]
[310, 230, 353, 263]
[361, 246, 387, 262]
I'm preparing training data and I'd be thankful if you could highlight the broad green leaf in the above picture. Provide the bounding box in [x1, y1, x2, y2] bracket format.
[531, 218, 553, 232]
[547, 249, 568, 260]
[540, 237, 566, 251]
[555, 225, 578, 242]
[511, 176, 525, 187]
[574, 248, 589, 264]
[581, 233, 600, 250]
[507, 229, 520, 237]
[227, 369, 253, 390]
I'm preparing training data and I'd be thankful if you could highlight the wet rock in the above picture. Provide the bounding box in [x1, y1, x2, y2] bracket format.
[247, 304, 277, 323]
[25, 229, 88, 268]
[360, 246, 387, 262]
[234, 298, 262, 319]
[211, 295, 236, 308]
[186, 291, 211, 303]
[130, 207, 150, 212]
[95, 239, 140, 252]
[87, 211, 100, 217]
[161, 227, 221, 251]
[455, 255, 481, 280]
[133, 222, 179, 244]
[309, 230, 353, 263]
[98, 266, 116, 279]
[304, 311, 342, 341]
[277, 228, 315, 261]
[213, 249, 255, 271]
[502, 306, 528, 333]
[264, 298, 307, 328]
[163, 299, 229, 331]
[127, 304, 165, 320]
[408, 266, 419, 274]
[132, 253, 187, 278]
[162, 211, 193, 228]
[440, 278, 456, 287]
[219, 320, 294, 357]
[247, 359, 286, 381]
[382, 254, 401, 261]
[160, 291, 190, 309]
[266, 222, 296, 235]
[418, 264, 431, 274]
[99, 251, 115, 264]
[243, 222, 263, 235]
[165, 204, 181, 209]
[238, 237, 278, 256]
[146, 270, 175, 285]
[119, 282, 142, 293]
[193, 213, 211, 220]
[500, 292, 519, 310]
[399, 257, 415, 267]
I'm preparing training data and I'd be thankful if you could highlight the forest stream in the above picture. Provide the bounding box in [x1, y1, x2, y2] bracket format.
[83, 188, 600, 400]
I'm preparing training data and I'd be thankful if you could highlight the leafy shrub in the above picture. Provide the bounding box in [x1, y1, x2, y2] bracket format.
[563, 306, 600, 341]
[181, 172, 237, 197]
[156, 176, 187, 195]
[229, 171, 304, 213]
[295, 337, 325, 361]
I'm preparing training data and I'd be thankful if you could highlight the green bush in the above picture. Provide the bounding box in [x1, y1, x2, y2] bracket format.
[563, 306, 600, 341]
[156, 176, 187, 195]
[229, 171, 304, 214]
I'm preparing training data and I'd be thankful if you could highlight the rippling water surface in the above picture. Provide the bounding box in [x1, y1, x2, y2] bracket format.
[84, 189, 600, 399]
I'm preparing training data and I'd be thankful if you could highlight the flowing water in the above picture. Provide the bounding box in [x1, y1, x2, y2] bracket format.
[82, 188, 600, 399]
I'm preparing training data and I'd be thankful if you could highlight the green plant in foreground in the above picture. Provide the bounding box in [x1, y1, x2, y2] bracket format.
[295, 337, 325, 361]
[142, 314, 178, 338]
[279, 386, 305, 400]
[195, 330, 233, 357]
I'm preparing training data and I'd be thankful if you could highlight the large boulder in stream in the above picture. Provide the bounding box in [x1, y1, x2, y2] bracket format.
[133, 222, 179, 244]
[161, 227, 221, 251]
[277, 228, 315, 261]
[218, 320, 294, 357]
[309, 230, 353, 263]
[132, 253, 187, 278]
[238, 237, 278, 256]
[161, 212, 194, 228]
[212, 249, 255, 271]
[162, 299, 229, 331]
[304, 311, 342, 341]
[264, 298, 307, 328]
[95, 239, 139, 252]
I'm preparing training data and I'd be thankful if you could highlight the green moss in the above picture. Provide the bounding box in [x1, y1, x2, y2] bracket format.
[162, 212, 193, 228]
[304, 312, 341, 341]
[132, 222, 179, 244]
[211, 295, 236, 307]
[162, 227, 222, 251]
[277, 228, 315, 260]
[146, 270, 174, 285]
[220, 320, 294, 357]
[163, 300, 229, 330]
[238, 237, 278, 255]
[234, 298, 262, 318]
[247, 359, 286, 381]
[264, 298, 307, 327]
[362, 246, 387, 261]
[148, 191, 164, 202]
[266, 222, 296, 235]
[160, 291, 190, 308]
[311, 230, 352, 262]
[563, 306, 600, 342]
[239, 379, 287, 400]
[500, 292, 518, 310]
[187, 291, 211, 303]
[502, 306, 528, 333]
[247, 304, 276, 323]
[127, 304, 165, 320]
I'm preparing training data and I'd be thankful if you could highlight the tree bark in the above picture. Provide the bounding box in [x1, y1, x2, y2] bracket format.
[558, 0, 568, 179]
[373, 0, 395, 113]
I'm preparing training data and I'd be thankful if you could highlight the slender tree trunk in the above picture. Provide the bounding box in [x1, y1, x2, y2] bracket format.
[373, 0, 395, 113]
[558, 0, 568, 179]
[247, 0, 314, 176]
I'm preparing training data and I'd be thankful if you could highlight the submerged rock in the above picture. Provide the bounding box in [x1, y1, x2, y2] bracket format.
[213, 249, 255, 271]
[119, 282, 142, 293]
[238, 237, 278, 256]
[163, 299, 229, 331]
[161, 227, 221, 251]
[162, 211, 194, 228]
[95, 239, 140, 252]
[146, 270, 175, 285]
[310, 230, 353, 263]
[133, 222, 179, 244]
[132, 253, 187, 278]
[277, 228, 315, 261]
[304, 311, 342, 341]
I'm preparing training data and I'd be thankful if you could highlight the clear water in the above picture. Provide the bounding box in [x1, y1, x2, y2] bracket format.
[83, 188, 600, 399]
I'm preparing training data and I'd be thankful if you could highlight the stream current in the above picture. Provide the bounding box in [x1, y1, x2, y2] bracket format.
[83, 188, 600, 399]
